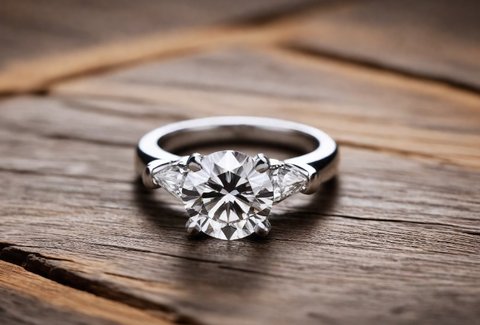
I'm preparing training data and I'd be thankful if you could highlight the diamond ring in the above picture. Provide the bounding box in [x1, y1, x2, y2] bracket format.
[136, 116, 339, 240]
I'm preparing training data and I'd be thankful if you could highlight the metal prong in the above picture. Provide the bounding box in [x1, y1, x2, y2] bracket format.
[254, 153, 270, 173]
[185, 218, 202, 236]
[254, 220, 271, 237]
[142, 160, 168, 189]
[187, 153, 203, 172]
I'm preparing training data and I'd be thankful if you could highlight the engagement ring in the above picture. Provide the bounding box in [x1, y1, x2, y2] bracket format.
[136, 117, 339, 240]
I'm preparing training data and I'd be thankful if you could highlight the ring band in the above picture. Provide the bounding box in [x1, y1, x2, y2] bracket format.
[136, 116, 339, 240]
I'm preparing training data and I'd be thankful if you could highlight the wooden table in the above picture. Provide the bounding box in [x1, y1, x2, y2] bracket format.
[1, 1, 479, 324]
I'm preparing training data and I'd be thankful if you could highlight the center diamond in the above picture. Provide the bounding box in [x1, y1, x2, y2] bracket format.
[181, 150, 274, 240]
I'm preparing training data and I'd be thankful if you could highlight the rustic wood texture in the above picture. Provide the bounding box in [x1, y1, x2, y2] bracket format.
[1, 1, 480, 325]
[283, 0, 480, 91]
[0, 261, 174, 325]
[0, 0, 328, 94]
[53, 48, 480, 168]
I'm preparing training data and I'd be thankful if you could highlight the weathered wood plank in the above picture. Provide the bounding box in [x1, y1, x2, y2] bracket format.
[1, 146, 479, 324]
[1, 6, 480, 321]
[0, 261, 174, 325]
[283, 0, 480, 90]
[0, 0, 331, 94]
[0, 46, 479, 323]
[52, 48, 480, 168]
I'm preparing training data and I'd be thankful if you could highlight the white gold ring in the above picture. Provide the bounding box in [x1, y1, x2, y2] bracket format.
[136, 116, 339, 240]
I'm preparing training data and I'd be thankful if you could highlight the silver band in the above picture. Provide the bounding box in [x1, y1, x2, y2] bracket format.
[136, 116, 339, 194]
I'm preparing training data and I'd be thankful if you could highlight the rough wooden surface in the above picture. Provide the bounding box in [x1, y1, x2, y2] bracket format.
[0, 261, 174, 325]
[284, 0, 480, 91]
[0, 0, 328, 94]
[1, 2, 480, 325]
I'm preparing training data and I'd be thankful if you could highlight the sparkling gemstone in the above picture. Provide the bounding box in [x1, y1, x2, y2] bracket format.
[271, 164, 308, 202]
[181, 150, 274, 240]
[152, 161, 187, 199]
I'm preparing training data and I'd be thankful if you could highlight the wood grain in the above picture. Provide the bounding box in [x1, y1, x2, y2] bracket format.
[1, 2, 480, 325]
[0, 0, 329, 94]
[1, 46, 480, 324]
[0, 261, 174, 325]
[52, 48, 480, 168]
[283, 0, 480, 91]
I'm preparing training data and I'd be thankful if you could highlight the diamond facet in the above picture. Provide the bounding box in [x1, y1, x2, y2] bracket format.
[185, 218, 202, 235]
[271, 164, 308, 202]
[151, 161, 187, 199]
[181, 150, 274, 240]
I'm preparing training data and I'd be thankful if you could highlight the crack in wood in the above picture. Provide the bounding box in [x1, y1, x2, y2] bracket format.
[60, 97, 190, 121]
[0, 243, 14, 252]
[0, 245, 204, 325]
[217, 265, 299, 280]
[0, 119, 134, 149]
[462, 231, 480, 236]
[323, 213, 480, 236]
[334, 140, 457, 166]
[228, 0, 352, 26]
[86, 242, 222, 265]
[45, 133, 133, 148]
[282, 43, 480, 96]
[0, 167, 132, 185]
[273, 207, 480, 234]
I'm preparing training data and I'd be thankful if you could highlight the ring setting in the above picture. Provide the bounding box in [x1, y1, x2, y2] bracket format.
[136, 117, 339, 240]
[144, 150, 309, 240]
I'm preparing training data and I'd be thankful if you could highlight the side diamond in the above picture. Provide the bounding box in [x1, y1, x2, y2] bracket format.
[151, 161, 187, 199]
[271, 164, 308, 202]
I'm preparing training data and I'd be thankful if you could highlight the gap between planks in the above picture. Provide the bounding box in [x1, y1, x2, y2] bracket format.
[2, 0, 480, 100]
[258, 46, 480, 112]
[0, 1, 322, 96]
[0, 246, 202, 325]
[282, 43, 480, 97]
[46, 43, 480, 169]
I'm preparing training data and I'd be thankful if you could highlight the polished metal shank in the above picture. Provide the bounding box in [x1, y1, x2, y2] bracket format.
[136, 116, 339, 194]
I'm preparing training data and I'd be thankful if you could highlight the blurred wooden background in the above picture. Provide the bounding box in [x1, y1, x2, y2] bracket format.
[1, 1, 479, 324]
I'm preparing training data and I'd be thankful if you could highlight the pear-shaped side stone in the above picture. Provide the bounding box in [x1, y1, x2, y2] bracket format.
[152, 162, 187, 199]
[271, 164, 308, 202]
